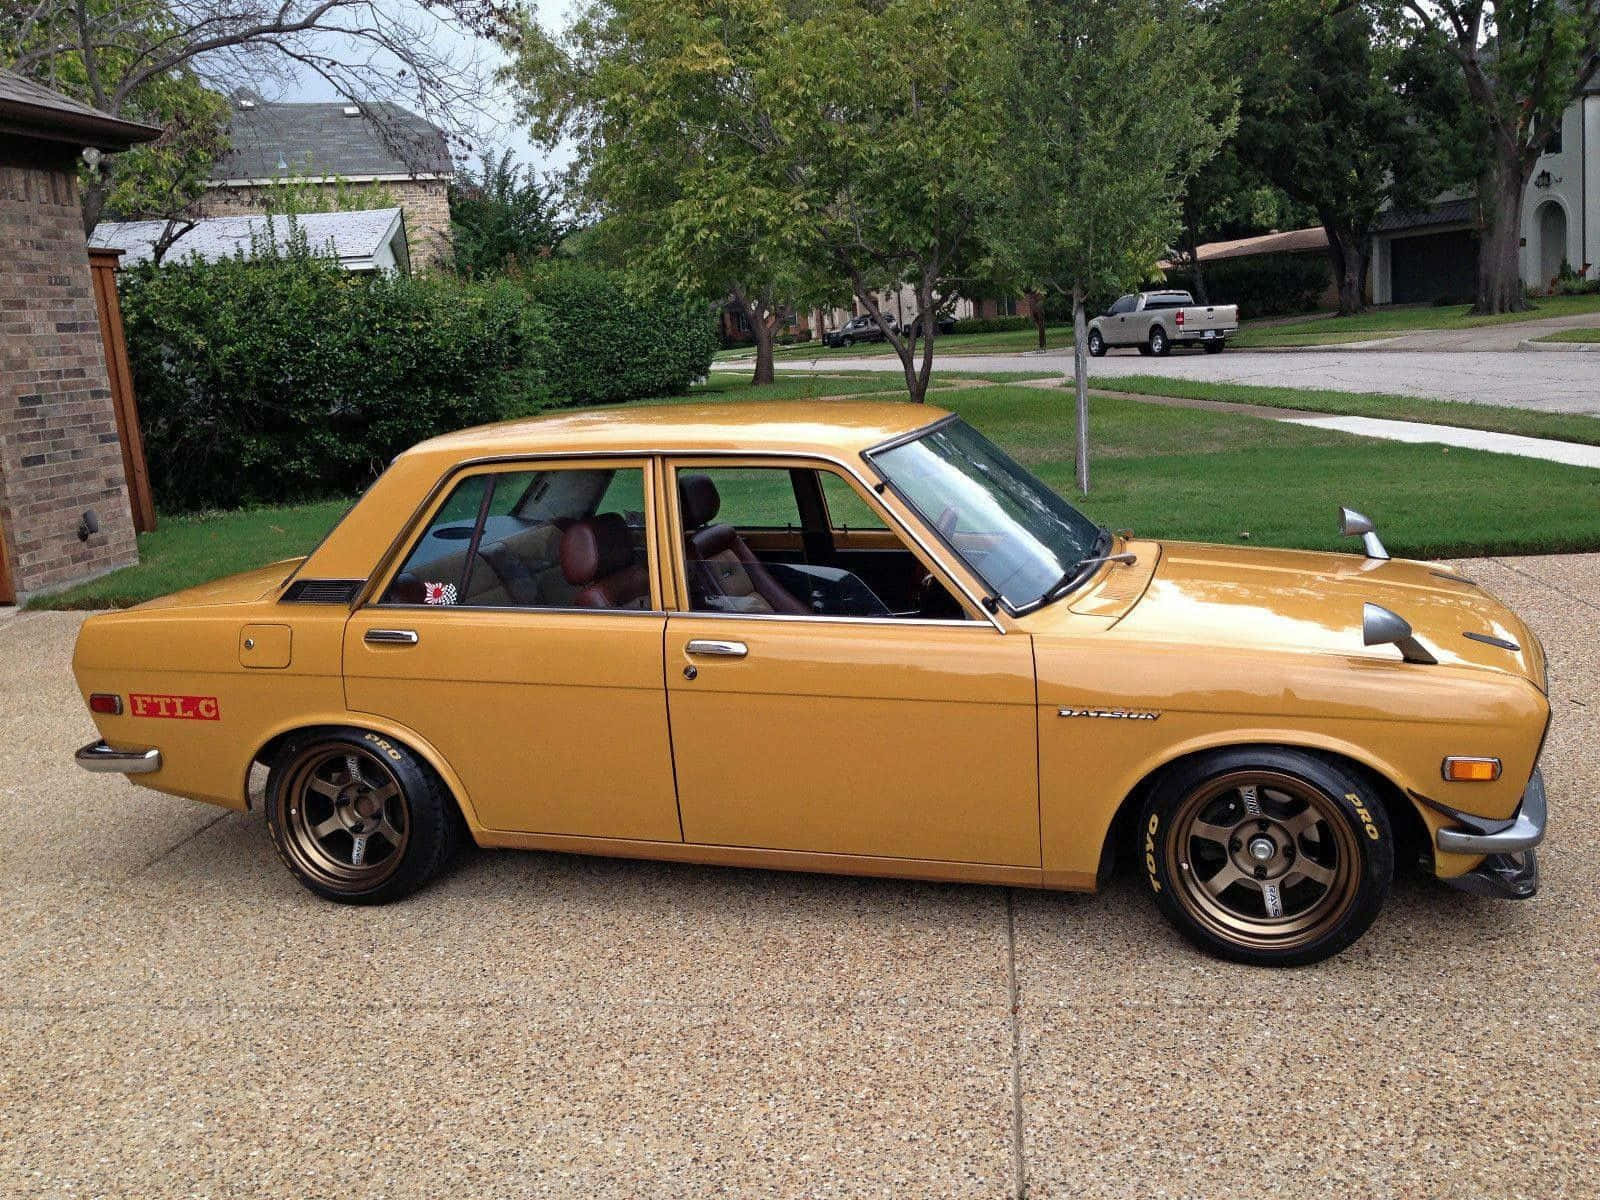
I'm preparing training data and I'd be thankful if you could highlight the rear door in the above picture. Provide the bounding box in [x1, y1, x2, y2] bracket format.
[343, 459, 682, 841]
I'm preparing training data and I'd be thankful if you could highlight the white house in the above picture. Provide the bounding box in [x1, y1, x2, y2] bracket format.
[1372, 78, 1599, 303]
[89, 207, 411, 272]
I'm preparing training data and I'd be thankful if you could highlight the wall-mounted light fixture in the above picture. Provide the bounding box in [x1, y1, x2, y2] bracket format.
[1534, 170, 1554, 189]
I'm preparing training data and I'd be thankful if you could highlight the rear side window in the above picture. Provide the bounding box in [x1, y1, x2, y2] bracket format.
[382, 466, 652, 610]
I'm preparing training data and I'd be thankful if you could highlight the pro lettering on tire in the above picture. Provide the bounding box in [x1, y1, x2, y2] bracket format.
[266, 727, 463, 904]
[1138, 747, 1393, 966]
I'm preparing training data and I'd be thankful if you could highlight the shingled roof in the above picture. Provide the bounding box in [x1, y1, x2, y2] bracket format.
[210, 94, 452, 183]
[90, 208, 409, 271]
[0, 69, 161, 151]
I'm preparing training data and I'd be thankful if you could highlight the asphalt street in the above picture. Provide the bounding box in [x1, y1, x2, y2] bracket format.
[3, 554, 1597, 1198]
[754, 347, 1600, 413]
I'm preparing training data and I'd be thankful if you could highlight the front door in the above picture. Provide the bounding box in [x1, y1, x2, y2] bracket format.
[344, 459, 681, 841]
[662, 460, 1040, 866]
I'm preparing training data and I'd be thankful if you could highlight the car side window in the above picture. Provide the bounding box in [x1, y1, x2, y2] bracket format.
[676, 465, 970, 621]
[1110, 295, 1136, 315]
[382, 466, 653, 610]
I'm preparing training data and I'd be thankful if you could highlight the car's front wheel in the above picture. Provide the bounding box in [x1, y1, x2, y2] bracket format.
[841, 335, 854, 347]
[266, 728, 464, 904]
[1139, 748, 1393, 966]
[1088, 329, 1106, 357]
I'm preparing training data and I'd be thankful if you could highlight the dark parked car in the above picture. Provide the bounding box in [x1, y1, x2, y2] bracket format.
[823, 314, 897, 347]
[906, 311, 958, 337]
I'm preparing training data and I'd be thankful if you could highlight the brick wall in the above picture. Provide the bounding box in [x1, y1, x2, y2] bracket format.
[0, 161, 138, 602]
[200, 177, 452, 269]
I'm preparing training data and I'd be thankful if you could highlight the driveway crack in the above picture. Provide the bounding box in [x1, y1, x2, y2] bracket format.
[1006, 889, 1027, 1199]
[131, 811, 230, 877]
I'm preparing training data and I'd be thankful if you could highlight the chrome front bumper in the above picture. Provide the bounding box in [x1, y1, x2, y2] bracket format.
[75, 740, 161, 775]
[1436, 768, 1546, 900]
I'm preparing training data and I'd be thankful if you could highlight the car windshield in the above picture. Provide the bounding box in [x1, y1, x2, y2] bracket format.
[868, 418, 1105, 611]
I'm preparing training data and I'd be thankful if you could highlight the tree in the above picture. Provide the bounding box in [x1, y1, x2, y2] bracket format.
[984, 0, 1234, 492]
[1391, 0, 1600, 312]
[1227, 0, 1466, 315]
[505, 0, 839, 387]
[1173, 146, 1311, 304]
[449, 150, 568, 279]
[506, 0, 1001, 402]
[4, 0, 514, 232]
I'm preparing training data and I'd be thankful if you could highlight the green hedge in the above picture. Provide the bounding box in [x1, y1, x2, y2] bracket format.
[1164, 252, 1331, 318]
[119, 241, 716, 512]
[516, 261, 717, 407]
[949, 315, 1035, 335]
[120, 249, 542, 512]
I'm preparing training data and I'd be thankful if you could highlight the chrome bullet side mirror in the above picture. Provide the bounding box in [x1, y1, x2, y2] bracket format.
[1363, 602, 1437, 664]
[1339, 506, 1390, 560]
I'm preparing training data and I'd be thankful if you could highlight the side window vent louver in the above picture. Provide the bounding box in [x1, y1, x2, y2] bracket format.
[282, 578, 365, 604]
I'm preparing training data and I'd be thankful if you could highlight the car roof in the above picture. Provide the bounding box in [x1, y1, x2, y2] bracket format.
[295, 399, 952, 582]
[403, 399, 950, 464]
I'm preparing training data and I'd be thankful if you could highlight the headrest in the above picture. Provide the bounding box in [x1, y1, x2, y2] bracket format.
[560, 513, 633, 585]
[678, 473, 721, 529]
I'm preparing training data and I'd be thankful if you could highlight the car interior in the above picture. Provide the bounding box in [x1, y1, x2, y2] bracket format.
[676, 469, 969, 621]
[383, 467, 653, 610]
[380, 463, 970, 620]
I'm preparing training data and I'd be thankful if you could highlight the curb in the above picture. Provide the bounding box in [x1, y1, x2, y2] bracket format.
[1518, 338, 1600, 353]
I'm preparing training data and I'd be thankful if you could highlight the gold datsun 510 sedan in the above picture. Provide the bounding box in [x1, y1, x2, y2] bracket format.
[73, 403, 1550, 966]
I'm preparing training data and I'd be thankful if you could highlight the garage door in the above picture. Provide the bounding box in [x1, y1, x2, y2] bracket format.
[1390, 229, 1478, 305]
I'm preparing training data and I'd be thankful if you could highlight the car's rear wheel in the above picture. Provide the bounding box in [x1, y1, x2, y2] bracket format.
[1139, 748, 1393, 966]
[1088, 329, 1106, 357]
[1149, 326, 1170, 356]
[267, 728, 462, 904]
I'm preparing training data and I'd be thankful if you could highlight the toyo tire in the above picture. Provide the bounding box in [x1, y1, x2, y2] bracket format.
[1138, 747, 1393, 967]
[266, 727, 464, 905]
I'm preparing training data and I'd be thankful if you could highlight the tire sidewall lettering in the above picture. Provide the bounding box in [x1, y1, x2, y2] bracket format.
[1345, 791, 1382, 841]
[1144, 812, 1162, 892]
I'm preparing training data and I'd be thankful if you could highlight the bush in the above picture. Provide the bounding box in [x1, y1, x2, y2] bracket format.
[1165, 252, 1331, 318]
[120, 234, 717, 512]
[120, 235, 546, 512]
[513, 260, 716, 407]
[949, 315, 1035, 335]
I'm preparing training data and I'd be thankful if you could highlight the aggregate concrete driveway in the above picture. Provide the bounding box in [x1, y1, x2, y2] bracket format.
[3, 555, 1597, 1198]
[762, 347, 1600, 413]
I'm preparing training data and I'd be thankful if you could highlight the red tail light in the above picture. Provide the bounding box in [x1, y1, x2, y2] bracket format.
[1175, 310, 1185, 326]
[89, 693, 122, 715]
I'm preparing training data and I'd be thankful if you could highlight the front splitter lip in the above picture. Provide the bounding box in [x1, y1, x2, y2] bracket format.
[1443, 849, 1539, 900]
[1430, 768, 1547, 856]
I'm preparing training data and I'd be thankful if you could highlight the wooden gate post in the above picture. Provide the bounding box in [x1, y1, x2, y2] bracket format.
[88, 247, 155, 533]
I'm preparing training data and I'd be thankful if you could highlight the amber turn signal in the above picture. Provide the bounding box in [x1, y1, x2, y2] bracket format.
[1442, 756, 1501, 782]
[88, 693, 122, 715]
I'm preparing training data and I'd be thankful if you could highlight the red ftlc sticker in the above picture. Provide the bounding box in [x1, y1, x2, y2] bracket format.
[129, 693, 220, 721]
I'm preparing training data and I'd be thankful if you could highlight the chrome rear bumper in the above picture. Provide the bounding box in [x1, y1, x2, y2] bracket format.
[75, 740, 161, 775]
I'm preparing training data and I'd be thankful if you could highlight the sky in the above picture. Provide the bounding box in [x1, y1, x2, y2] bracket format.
[272, 0, 576, 178]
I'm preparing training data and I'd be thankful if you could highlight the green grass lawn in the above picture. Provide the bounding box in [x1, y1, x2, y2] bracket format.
[32, 378, 1600, 609]
[1090, 375, 1600, 447]
[1231, 293, 1600, 348]
[33, 500, 354, 610]
[1534, 328, 1600, 344]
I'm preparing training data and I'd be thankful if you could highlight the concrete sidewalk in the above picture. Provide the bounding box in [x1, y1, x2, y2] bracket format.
[3, 562, 1598, 1197]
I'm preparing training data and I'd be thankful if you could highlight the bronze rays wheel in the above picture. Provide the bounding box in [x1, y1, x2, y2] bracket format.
[267, 728, 463, 904]
[1140, 748, 1393, 966]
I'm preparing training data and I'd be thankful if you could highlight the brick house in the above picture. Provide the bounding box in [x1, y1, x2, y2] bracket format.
[198, 93, 453, 268]
[0, 71, 158, 605]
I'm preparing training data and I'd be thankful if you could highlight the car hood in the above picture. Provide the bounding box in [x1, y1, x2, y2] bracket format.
[1059, 541, 1544, 687]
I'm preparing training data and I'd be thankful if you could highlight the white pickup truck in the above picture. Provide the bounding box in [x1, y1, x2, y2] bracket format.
[1087, 290, 1239, 357]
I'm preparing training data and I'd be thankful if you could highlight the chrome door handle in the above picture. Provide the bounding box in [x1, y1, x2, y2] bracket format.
[365, 628, 419, 646]
[685, 639, 747, 658]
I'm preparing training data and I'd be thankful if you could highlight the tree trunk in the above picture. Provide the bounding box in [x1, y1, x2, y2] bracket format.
[80, 176, 109, 235]
[1027, 290, 1046, 350]
[1474, 158, 1531, 314]
[1323, 222, 1368, 315]
[731, 285, 776, 386]
[850, 272, 930, 403]
[1071, 287, 1090, 496]
[1183, 201, 1208, 305]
